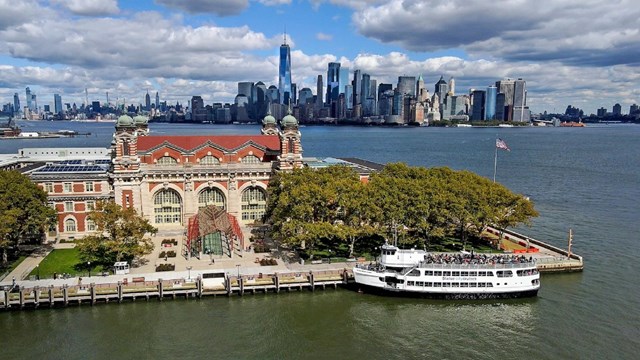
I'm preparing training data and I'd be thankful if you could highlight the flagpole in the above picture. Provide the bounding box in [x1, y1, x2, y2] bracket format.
[493, 140, 498, 183]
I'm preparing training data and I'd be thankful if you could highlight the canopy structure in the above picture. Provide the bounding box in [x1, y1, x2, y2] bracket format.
[186, 205, 244, 259]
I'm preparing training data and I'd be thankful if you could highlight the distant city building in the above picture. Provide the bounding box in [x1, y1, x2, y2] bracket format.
[155, 92, 160, 110]
[278, 34, 292, 105]
[315, 75, 323, 109]
[92, 101, 101, 113]
[485, 85, 497, 120]
[298, 88, 313, 105]
[339, 66, 349, 97]
[397, 76, 416, 97]
[448, 77, 456, 96]
[353, 69, 362, 107]
[630, 104, 639, 115]
[54, 94, 63, 115]
[435, 76, 448, 105]
[496, 93, 506, 121]
[326, 62, 341, 104]
[612, 103, 622, 116]
[26, 87, 32, 111]
[471, 90, 486, 121]
[13, 93, 20, 115]
[145, 91, 151, 111]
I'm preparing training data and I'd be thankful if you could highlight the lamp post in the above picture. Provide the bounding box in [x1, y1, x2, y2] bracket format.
[328, 249, 332, 263]
[187, 266, 192, 281]
[236, 264, 241, 278]
[87, 261, 91, 278]
[36, 264, 40, 280]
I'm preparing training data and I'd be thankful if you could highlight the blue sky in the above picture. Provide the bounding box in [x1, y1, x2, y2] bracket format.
[0, 0, 638, 114]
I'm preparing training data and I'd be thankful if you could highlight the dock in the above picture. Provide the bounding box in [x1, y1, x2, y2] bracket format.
[485, 227, 584, 272]
[0, 269, 353, 310]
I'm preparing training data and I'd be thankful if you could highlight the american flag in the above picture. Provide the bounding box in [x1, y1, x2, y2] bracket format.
[496, 138, 510, 151]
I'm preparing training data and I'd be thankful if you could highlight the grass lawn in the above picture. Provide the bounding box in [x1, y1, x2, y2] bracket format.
[29, 248, 103, 279]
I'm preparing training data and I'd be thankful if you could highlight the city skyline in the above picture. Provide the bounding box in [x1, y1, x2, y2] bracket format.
[0, 0, 638, 114]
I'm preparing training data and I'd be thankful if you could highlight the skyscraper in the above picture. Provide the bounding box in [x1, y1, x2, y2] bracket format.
[316, 75, 323, 109]
[155, 92, 160, 109]
[278, 33, 292, 105]
[326, 62, 341, 104]
[25, 87, 32, 111]
[13, 93, 20, 114]
[512, 79, 529, 122]
[471, 90, 486, 121]
[54, 94, 63, 115]
[145, 91, 151, 111]
[397, 76, 416, 97]
[435, 76, 448, 104]
[339, 66, 349, 96]
[448, 77, 456, 96]
[485, 85, 497, 120]
[353, 70, 362, 107]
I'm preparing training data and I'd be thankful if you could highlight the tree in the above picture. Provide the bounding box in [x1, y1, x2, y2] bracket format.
[77, 201, 156, 267]
[0, 171, 56, 265]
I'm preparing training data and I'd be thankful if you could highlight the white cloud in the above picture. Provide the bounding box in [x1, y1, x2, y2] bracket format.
[316, 32, 333, 41]
[0, 0, 49, 30]
[52, 0, 119, 16]
[352, 0, 640, 67]
[258, 0, 292, 5]
[156, 0, 249, 16]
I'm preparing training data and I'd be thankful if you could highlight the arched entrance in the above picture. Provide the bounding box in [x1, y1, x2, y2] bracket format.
[153, 189, 182, 225]
[241, 187, 266, 222]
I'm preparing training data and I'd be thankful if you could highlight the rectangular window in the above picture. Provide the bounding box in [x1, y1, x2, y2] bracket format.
[425, 270, 433, 276]
[45, 183, 54, 193]
[85, 182, 94, 192]
[64, 201, 73, 212]
[434, 271, 442, 277]
[63, 183, 72, 193]
[87, 220, 96, 231]
[86, 201, 95, 211]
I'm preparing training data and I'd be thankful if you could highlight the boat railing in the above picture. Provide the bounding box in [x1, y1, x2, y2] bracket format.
[416, 261, 536, 270]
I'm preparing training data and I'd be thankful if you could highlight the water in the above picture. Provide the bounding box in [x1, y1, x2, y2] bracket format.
[1, 121, 639, 359]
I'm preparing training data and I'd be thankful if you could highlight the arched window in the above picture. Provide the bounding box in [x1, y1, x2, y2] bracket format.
[153, 189, 182, 224]
[65, 218, 77, 232]
[198, 188, 226, 209]
[86, 219, 96, 232]
[241, 155, 261, 164]
[157, 156, 178, 165]
[199, 155, 220, 166]
[241, 187, 266, 221]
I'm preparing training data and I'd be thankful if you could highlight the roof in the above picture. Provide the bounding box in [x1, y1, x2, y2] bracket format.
[304, 157, 384, 176]
[136, 135, 281, 153]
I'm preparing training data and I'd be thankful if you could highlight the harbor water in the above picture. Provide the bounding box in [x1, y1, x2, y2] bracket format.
[1, 121, 638, 359]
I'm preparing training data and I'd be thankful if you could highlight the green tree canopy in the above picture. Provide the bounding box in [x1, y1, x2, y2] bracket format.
[0, 171, 56, 264]
[266, 163, 538, 256]
[77, 201, 156, 267]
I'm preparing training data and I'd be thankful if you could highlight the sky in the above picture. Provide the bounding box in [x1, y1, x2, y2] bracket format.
[0, 0, 639, 115]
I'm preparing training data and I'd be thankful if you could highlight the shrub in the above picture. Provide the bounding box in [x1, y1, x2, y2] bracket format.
[158, 251, 166, 258]
[155, 264, 175, 272]
[167, 251, 176, 258]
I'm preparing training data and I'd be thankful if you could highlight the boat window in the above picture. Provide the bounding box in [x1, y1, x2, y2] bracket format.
[451, 283, 459, 287]
[434, 271, 442, 276]
[407, 269, 421, 276]
[443, 271, 451, 276]
[452, 271, 460, 277]
[417, 281, 424, 287]
[424, 270, 433, 276]
[433, 282, 441, 287]
[460, 283, 468, 288]
[443, 283, 451, 287]
[479, 283, 486, 288]
[487, 283, 493, 287]
[425, 282, 432, 287]
[478, 271, 486, 277]
[469, 272, 477, 277]
[407, 281, 415, 286]
[487, 271, 494, 277]
[461, 271, 468, 277]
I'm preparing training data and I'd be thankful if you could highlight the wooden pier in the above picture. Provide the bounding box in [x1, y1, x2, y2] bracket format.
[1, 269, 353, 310]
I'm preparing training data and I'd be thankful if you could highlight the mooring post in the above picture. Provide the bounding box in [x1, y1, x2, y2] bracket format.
[343, 269, 348, 284]
[48, 285, 54, 307]
[3, 289, 9, 309]
[274, 273, 280, 294]
[225, 275, 232, 296]
[309, 271, 315, 292]
[19, 287, 24, 308]
[117, 281, 123, 303]
[197, 276, 203, 298]
[239, 277, 244, 296]
[158, 279, 163, 301]
[62, 285, 68, 306]
[90, 283, 96, 305]
[33, 286, 40, 308]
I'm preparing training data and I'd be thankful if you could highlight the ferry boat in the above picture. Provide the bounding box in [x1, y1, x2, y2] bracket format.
[353, 243, 540, 299]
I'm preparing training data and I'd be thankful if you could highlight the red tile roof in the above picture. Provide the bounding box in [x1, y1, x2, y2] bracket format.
[137, 135, 281, 152]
